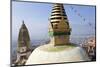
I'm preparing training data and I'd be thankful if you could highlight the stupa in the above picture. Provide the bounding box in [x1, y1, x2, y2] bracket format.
[26, 3, 89, 65]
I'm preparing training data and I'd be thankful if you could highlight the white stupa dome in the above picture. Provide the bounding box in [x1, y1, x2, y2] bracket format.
[26, 44, 90, 65]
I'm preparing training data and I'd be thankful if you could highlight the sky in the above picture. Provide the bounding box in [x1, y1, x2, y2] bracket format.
[12, 1, 96, 41]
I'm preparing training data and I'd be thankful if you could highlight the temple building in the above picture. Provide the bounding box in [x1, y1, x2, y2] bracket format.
[82, 37, 96, 61]
[15, 21, 31, 65]
[26, 3, 89, 65]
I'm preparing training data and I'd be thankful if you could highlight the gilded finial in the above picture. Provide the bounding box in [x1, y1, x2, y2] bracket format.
[22, 20, 24, 24]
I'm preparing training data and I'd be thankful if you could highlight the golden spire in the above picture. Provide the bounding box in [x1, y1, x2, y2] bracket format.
[49, 3, 71, 46]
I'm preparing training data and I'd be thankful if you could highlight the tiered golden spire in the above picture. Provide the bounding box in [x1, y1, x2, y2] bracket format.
[49, 3, 71, 46]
